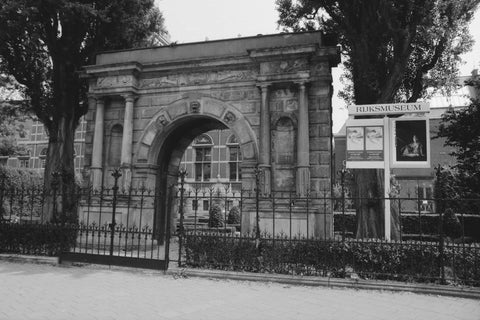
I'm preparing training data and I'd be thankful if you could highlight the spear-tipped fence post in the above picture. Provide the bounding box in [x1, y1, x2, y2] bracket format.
[254, 165, 263, 245]
[110, 168, 122, 256]
[178, 167, 187, 267]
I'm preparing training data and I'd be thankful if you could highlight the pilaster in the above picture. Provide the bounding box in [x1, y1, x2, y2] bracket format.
[258, 83, 272, 195]
[121, 94, 136, 190]
[296, 81, 310, 196]
[91, 96, 104, 189]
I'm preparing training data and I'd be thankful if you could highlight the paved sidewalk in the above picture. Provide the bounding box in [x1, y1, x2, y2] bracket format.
[0, 261, 479, 320]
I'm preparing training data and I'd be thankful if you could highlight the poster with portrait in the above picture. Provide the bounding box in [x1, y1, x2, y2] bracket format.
[391, 118, 430, 168]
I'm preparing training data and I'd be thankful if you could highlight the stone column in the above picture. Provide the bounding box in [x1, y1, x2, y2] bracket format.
[296, 81, 310, 196]
[91, 96, 104, 190]
[121, 94, 136, 190]
[258, 83, 271, 195]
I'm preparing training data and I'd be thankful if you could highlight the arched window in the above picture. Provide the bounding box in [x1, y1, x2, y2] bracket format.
[109, 125, 123, 166]
[39, 148, 47, 168]
[227, 135, 242, 181]
[193, 134, 212, 182]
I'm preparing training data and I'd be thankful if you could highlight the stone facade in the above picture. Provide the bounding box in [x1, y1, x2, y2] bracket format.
[83, 32, 339, 238]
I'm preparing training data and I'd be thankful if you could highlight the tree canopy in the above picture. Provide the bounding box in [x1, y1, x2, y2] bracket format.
[437, 77, 480, 198]
[277, 0, 480, 239]
[0, 0, 167, 221]
[277, 0, 479, 104]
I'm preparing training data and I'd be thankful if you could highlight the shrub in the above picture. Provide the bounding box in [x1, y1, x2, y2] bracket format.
[0, 167, 43, 218]
[208, 204, 224, 228]
[334, 212, 480, 241]
[0, 222, 77, 256]
[227, 206, 240, 225]
[442, 208, 462, 239]
[0, 166, 43, 189]
[184, 234, 480, 286]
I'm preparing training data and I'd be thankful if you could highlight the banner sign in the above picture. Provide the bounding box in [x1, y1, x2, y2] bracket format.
[345, 119, 384, 168]
[348, 102, 429, 116]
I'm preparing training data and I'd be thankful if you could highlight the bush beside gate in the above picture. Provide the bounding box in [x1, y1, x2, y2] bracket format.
[184, 233, 480, 286]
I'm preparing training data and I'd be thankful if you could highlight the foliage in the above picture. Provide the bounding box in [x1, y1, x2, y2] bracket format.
[336, 212, 480, 241]
[0, 0, 167, 220]
[276, 0, 478, 103]
[184, 234, 480, 286]
[277, 0, 480, 239]
[0, 166, 43, 189]
[0, 75, 30, 157]
[442, 208, 462, 239]
[227, 206, 241, 225]
[332, 182, 354, 211]
[0, 222, 77, 256]
[437, 78, 480, 198]
[0, 166, 44, 217]
[208, 205, 224, 228]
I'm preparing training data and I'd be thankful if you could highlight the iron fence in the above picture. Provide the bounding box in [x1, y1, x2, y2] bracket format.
[1, 169, 479, 284]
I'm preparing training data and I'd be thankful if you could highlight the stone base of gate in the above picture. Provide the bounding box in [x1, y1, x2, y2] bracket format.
[77, 202, 155, 229]
[241, 210, 333, 240]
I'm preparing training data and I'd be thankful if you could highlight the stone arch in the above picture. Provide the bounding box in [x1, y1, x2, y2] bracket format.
[133, 95, 259, 242]
[134, 96, 259, 166]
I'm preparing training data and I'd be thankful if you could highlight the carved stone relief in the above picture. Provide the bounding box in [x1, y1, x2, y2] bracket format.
[223, 111, 236, 125]
[140, 70, 257, 89]
[155, 113, 169, 127]
[190, 101, 200, 113]
[97, 75, 136, 88]
[312, 62, 329, 75]
[260, 59, 307, 75]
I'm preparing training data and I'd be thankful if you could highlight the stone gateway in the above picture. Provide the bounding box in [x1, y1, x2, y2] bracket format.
[83, 31, 340, 239]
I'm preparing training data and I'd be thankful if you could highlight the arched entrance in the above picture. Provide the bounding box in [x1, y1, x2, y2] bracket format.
[136, 96, 259, 246]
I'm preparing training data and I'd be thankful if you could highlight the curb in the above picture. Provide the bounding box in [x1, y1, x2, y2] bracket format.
[1, 254, 479, 300]
[165, 266, 480, 300]
[0, 254, 59, 266]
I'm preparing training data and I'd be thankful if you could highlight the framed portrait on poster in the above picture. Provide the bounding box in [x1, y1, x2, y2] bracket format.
[390, 117, 430, 168]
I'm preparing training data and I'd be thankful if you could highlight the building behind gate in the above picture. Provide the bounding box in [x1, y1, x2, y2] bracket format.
[83, 31, 340, 239]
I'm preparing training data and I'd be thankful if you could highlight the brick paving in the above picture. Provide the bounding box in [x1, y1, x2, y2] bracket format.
[0, 261, 479, 320]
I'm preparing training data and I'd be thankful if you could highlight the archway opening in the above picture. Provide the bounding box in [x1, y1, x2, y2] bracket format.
[154, 116, 244, 243]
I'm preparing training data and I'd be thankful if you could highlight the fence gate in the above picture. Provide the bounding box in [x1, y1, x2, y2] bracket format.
[60, 169, 171, 270]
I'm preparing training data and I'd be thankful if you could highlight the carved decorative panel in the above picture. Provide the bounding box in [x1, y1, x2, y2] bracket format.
[140, 70, 257, 89]
[97, 75, 136, 88]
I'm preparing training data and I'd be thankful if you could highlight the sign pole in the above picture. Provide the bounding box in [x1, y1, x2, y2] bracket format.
[384, 116, 391, 241]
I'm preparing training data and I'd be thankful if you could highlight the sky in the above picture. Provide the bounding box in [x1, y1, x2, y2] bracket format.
[156, 0, 480, 132]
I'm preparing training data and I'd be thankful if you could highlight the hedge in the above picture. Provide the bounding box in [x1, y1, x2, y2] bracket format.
[184, 234, 480, 286]
[0, 167, 44, 218]
[0, 222, 77, 256]
[0, 166, 43, 189]
[334, 212, 480, 241]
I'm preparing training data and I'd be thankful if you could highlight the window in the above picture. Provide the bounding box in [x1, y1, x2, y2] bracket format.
[227, 135, 241, 181]
[192, 200, 198, 211]
[417, 185, 433, 200]
[39, 148, 47, 169]
[19, 159, 29, 168]
[193, 134, 213, 182]
[203, 200, 209, 211]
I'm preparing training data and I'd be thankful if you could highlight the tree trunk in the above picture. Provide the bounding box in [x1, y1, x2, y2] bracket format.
[42, 114, 77, 223]
[41, 53, 80, 223]
[353, 169, 384, 238]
